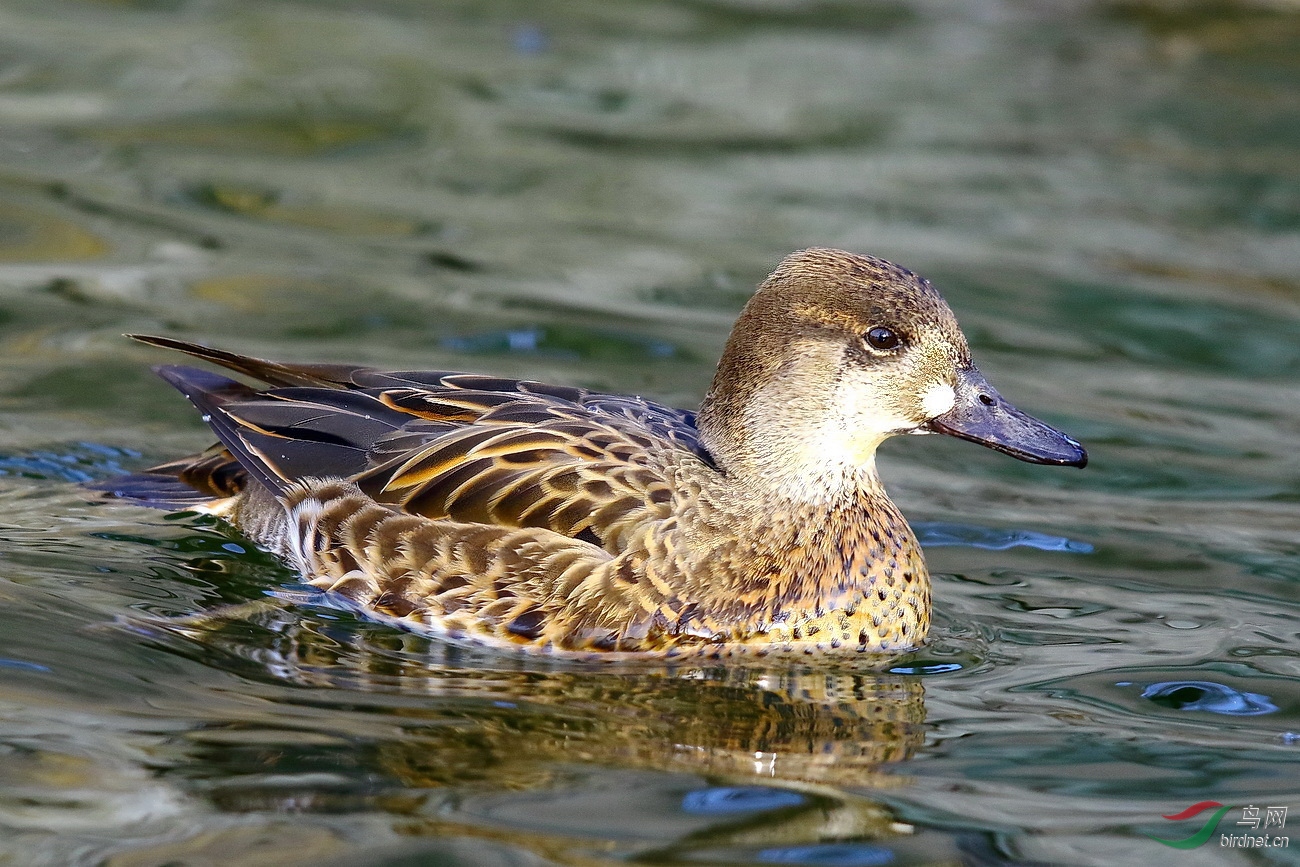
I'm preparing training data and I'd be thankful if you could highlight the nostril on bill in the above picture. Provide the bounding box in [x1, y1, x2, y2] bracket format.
[978, 393, 996, 406]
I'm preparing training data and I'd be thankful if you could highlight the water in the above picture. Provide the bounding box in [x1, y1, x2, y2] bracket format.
[1, 1, 1298, 864]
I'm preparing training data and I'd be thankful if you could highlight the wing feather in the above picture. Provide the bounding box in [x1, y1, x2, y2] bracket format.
[121, 337, 713, 552]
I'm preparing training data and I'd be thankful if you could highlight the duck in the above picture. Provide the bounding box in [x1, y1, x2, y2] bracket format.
[98, 248, 1086, 658]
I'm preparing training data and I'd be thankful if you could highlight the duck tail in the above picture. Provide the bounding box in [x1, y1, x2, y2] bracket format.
[147, 364, 297, 498]
[90, 468, 236, 510]
[126, 334, 365, 388]
[91, 440, 251, 510]
[98, 348, 413, 511]
[92, 365, 286, 507]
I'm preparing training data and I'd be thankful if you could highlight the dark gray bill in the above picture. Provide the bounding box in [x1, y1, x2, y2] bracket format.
[924, 366, 1087, 467]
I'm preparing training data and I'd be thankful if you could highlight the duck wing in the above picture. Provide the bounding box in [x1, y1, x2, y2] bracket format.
[121, 337, 712, 549]
[353, 388, 706, 549]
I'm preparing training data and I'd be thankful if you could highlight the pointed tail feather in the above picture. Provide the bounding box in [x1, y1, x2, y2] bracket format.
[129, 334, 367, 388]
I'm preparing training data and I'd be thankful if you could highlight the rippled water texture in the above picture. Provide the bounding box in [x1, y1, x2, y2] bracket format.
[1, 1, 1298, 865]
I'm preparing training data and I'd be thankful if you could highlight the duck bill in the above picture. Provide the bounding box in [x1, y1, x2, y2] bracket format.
[924, 367, 1087, 467]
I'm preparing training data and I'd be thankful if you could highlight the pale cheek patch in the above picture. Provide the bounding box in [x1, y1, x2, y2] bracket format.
[920, 382, 956, 418]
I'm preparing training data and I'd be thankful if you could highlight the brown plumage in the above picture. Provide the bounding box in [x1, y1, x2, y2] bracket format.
[98, 248, 1086, 658]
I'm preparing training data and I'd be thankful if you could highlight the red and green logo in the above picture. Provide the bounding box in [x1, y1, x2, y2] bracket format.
[1146, 801, 1234, 849]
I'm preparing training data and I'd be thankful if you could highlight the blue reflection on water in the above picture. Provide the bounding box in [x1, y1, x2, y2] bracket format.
[681, 786, 805, 815]
[442, 327, 676, 360]
[916, 521, 1093, 553]
[757, 843, 895, 866]
[0, 658, 53, 673]
[1140, 680, 1279, 716]
[0, 443, 139, 483]
[888, 662, 963, 675]
[511, 24, 547, 55]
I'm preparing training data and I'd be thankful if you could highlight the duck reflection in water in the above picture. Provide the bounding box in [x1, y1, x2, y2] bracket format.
[158, 602, 926, 786]
[132, 599, 930, 859]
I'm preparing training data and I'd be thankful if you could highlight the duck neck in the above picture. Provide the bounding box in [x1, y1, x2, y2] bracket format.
[690, 339, 931, 649]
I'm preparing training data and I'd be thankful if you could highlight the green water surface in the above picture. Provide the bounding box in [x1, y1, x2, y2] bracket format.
[0, 1, 1298, 865]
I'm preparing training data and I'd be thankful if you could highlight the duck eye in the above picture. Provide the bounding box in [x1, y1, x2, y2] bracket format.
[864, 326, 901, 351]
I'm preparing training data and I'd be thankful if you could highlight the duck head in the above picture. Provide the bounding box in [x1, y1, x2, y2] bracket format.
[697, 248, 1086, 498]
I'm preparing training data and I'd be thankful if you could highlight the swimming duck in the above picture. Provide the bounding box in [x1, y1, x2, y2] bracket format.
[100, 248, 1085, 657]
